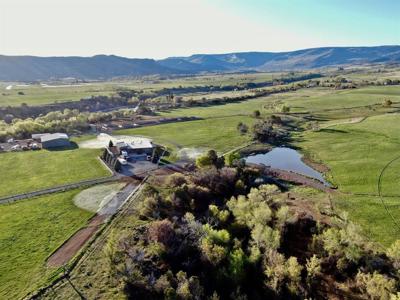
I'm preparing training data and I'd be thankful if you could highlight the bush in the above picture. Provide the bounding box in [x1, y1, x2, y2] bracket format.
[237, 122, 249, 135]
[306, 255, 321, 284]
[252, 110, 261, 118]
[167, 173, 187, 187]
[386, 240, 400, 269]
[228, 248, 247, 283]
[196, 150, 225, 169]
[148, 219, 175, 247]
[200, 224, 230, 265]
[355, 271, 397, 300]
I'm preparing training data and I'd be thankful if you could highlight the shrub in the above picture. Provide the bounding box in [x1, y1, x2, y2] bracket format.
[167, 173, 187, 187]
[386, 240, 400, 269]
[264, 251, 303, 295]
[228, 248, 247, 283]
[252, 110, 261, 118]
[148, 219, 175, 247]
[306, 255, 321, 283]
[196, 150, 225, 169]
[251, 224, 280, 250]
[286, 257, 303, 294]
[319, 223, 364, 269]
[237, 122, 249, 135]
[355, 271, 396, 300]
[227, 185, 278, 229]
[383, 98, 393, 107]
[225, 152, 241, 166]
[200, 224, 230, 265]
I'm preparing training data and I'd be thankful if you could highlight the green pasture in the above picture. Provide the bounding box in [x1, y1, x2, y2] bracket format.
[117, 116, 256, 154]
[285, 86, 400, 115]
[296, 113, 400, 246]
[0, 190, 92, 299]
[0, 148, 110, 198]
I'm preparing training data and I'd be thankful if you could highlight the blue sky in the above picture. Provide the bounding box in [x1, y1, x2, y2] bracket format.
[215, 0, 399, 47]
[0, 0, 399, 57]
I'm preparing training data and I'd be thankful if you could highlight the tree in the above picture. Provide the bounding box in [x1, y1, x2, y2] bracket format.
[280, 105, 290, 113]
[196, 150, 224, 169]
[386, 240, 400, 269]
[252, 110, 261, 118]
[225, 152, 241, 166]
[286, 257, 303, 294]
[306, 255, 321, 285]
[228, 248, 247, 283]
[4, 114, 14, 124]
[383, 98, 393, 107]
[252, 120, 282, 143]
[148, 219, 175, 247]
[109, 140, 114, 148]
[237, 122, 248, 135]
[200, 224, 230, 265]
[355, 271, 396, 300]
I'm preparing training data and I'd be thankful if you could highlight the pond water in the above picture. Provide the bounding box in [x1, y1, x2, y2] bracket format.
[244, 147, 330, 186]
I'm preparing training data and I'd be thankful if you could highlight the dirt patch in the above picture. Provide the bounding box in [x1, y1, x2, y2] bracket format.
[177, 147, 206, 160]
[47, 215, 107, 267]
[301, 156, 330, 173]
[73, 183, 126, 213]
[256, 164, 335, 192]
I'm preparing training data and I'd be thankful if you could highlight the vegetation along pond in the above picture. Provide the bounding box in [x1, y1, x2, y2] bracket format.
[244, 147, 330, 186]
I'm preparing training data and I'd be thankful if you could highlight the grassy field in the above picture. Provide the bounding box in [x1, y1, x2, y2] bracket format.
[284, 86, 400, 117]
[0, 148, 111, 198]
[117, 115, 256, 154]
[296, 113, 400, 246]
[0, 189, 92, 299]
[159, 96, 273, 119]
[0, 72, 285, 107]
[0, 83, 116, 106]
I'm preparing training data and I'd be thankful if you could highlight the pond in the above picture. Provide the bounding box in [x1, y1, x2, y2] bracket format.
[244, 147, 330, 186]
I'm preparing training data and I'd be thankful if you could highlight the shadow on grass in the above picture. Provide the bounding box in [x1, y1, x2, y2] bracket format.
[318, 128, 348, 134]
[46, 141, 79, 151]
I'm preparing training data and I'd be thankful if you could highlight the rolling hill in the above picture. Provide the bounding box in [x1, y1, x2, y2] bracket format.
[1, 46, 399, 81]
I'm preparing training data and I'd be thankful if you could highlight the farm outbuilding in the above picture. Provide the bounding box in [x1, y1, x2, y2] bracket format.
[40, 133, 70, 149]
[115, 139, 154, 155]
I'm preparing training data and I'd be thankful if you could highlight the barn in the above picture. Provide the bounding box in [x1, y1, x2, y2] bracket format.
[40, 133, 70, 149]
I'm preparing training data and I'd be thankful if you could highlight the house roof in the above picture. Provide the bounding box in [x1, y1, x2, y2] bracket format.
[40, 133, 69, 143]
[129, 139, 153, 149]
[115, 139, 153, 150]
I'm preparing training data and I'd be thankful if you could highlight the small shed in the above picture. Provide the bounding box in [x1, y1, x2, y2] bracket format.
[40, 133, 70, 149]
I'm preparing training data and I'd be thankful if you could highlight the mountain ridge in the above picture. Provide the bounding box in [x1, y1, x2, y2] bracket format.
[1, 45, 399, 81]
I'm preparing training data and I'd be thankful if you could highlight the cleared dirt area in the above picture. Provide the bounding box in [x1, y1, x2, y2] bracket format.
[47, 182, 138, 267]
[47, 215, 107, 267]
[259, 165, 334, 192]
[73, 182, 126, 213]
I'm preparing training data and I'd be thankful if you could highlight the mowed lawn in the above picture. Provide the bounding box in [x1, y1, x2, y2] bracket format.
[296, 113, 400, 246]
[117, 116, 256, 153]
[0, 190, 93, 299]
[0, 148, 111, 198]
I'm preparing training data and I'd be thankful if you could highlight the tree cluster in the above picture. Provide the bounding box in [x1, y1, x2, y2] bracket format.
[107, 161, 400, 299]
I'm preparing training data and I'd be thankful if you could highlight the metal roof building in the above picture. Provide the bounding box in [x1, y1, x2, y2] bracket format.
[40, 133, 70, 149]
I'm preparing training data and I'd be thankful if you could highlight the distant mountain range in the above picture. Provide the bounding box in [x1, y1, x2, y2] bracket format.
[1, 46, 400, 81]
